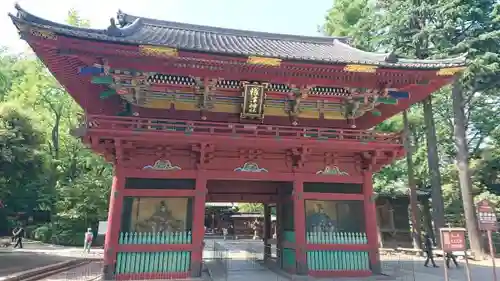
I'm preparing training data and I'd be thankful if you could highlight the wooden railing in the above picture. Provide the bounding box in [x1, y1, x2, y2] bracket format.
[85, 115, 403, 144]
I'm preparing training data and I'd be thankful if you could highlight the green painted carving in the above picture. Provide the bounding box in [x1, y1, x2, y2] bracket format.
[91, 75, 113, 85]
[376, 97, 398, 105]
[99, 89, 117, 99]
[234, 162, 268, 172]
[143, 160, 181, 171]
[316, 166, 349, 176]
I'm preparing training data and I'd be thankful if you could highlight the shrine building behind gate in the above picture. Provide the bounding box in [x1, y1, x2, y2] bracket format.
[10, 5, 465, 279]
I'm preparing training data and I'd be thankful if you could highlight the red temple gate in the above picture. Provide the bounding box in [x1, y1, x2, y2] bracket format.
[10, 4, 465, 279]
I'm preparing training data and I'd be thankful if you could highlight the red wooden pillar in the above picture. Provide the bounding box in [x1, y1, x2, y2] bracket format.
[190, 174, 207, 277]
[293, 178, 307, 275]
[263, 203, 272, 262]
[276, 190, 284, 268]
[103, 168, 125, 280]
[363, 170, 381, 273]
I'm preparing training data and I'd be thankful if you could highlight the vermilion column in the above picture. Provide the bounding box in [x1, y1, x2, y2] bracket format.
[103, 169, 125, 280]
[263, 204, 271, 261]
[190, 175, 207, 277]
[293, 178, 307, 275]
[363, 170, 381, 273]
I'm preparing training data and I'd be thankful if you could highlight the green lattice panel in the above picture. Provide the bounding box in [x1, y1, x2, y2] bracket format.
[115, 251, 191, 274]
[307, 250, 369, 271]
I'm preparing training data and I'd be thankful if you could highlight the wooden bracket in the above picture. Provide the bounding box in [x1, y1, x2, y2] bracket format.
[191, 143, 215, 169]
[361, 150, 379, 171]
[324, 152, 338, 166]
[288, 85, 313, 124]
[291, 146, 311, 171]
[114, 138, 123, 165]
[195, 77, 218, 119]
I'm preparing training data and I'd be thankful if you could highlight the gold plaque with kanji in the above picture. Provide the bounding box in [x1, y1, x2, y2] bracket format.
[241, 84, 266, 120]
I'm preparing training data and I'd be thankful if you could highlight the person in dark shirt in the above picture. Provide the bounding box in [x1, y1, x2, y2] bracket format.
[13, 226, 25, 249]
[11, 227, 19, 242]
[445, 252, 459, 268]
[423, 233, 438, 268]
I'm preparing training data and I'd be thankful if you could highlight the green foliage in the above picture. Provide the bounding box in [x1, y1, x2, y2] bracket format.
[323, 0, 500, 226]
[237, 203, 264, 214]
[0, 10, 111, 244]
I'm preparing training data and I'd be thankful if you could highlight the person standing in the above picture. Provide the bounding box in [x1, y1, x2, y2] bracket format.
[11, 226, 19, 242]
[445, 252, 459, 268]
[84, 228, 94, 253]
[424, 233, 438, 268]
[13, 225, 24, 249]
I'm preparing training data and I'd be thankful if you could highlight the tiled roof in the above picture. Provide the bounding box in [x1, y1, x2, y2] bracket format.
[10, 5, 466, 68]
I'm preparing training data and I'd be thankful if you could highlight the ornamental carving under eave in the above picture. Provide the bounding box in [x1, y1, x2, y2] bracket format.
[30, 28, 57, 40]
[139, 45, 178, 58]
[234, 162, 268, 172]
[247, 56, 281, 67]
[143, 160, 181, 171]
[436, 67, 466, 76]
[316, 166, 349, 176]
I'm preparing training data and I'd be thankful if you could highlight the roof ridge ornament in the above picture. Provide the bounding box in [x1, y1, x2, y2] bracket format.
[117, 10, 128, 28]
[385, 51, 399, 63]
[107, 18, 122, 36]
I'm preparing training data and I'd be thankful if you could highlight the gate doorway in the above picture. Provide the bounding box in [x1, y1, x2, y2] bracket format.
[203, 180, 292, 279]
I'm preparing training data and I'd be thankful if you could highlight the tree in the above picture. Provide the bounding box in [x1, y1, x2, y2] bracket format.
[323, 0, 500, 256]
[0, 9, 112, 244]
[0, 103, 52, 218]
[237, 203, 264, 214]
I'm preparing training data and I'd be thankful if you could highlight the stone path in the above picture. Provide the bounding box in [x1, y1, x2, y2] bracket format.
[4, 238, 500, 281]
[0, 239, 102, 280]
[39, 261, 102, 281]
[380, 253, 500, 281]
[203, 239, 284, 281]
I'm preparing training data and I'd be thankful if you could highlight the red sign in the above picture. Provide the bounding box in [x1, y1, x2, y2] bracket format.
[476, 200, 498, 231]
[441, 228, 467, 252]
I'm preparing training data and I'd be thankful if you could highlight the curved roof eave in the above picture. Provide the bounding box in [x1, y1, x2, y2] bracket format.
[10, 4, 466, 69]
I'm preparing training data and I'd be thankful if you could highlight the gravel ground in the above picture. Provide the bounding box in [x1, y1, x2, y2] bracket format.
[0, 252, 71, 277]
[38, 261, 102, 281]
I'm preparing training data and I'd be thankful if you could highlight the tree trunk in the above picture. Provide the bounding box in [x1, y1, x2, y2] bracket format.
[422, 96, 446, 246]
[451, 78, 483, 258]
[403, 110, 422, 249]
[421, 197, 435, 243]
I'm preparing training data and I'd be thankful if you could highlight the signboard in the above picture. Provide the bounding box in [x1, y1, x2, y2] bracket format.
[440, 228, 467, 252]
[98, 221, 108, 235]
[476, 199, 498, 231]
[241, 83, 266, 120]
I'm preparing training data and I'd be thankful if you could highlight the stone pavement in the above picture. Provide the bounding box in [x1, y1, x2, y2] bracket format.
[0, 239, 102, 280]
[205, 239, 500, 281]
[380, 252, 500, 281]
[203, 239, 283, 281]
[3, 238, 500, 281]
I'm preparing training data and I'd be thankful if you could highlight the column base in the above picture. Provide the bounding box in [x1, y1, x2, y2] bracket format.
[190, 261, 202, 278]
[296, 261, 308, 275]
[370, 249, 382, 274]
[102, 264, 114, 281]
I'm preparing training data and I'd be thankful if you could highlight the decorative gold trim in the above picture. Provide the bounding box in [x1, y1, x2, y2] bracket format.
[344, 64, 378, 73]
[247, 56, 282, 66]
[139, 45, 178, 58]
[436, 67, 466, 76]
[30, 28, 57, 40]
[241, 83, 266, 120]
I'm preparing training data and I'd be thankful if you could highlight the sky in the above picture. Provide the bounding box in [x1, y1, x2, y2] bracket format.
[0, 0, 332, 53]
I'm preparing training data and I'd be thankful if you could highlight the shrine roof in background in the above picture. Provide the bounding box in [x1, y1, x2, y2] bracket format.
[10, 4, 466, 69]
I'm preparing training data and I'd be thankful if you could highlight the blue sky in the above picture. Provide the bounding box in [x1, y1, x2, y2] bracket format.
[0, 0, 332, 52]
